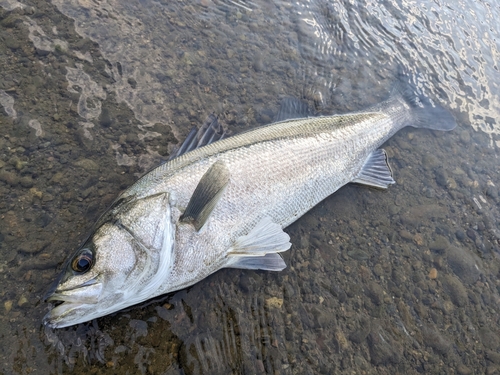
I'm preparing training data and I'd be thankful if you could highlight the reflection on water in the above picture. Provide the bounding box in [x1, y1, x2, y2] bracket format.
[0, 0, 500, 373]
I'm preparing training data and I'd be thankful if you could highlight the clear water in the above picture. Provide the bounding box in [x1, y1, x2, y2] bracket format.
[1, 0, 500, 373]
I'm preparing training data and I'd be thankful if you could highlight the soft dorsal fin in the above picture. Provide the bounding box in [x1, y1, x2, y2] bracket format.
[180, 160, 230, 231]
[274, 97, 312, 122]
[351, 149, 395, 189]
[169, 114, 225, 160]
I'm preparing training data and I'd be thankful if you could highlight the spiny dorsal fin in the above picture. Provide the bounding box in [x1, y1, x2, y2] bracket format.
[180, 160, 230, 231]
[169, 114, 225, 160]
[274, 97, 312, 122]
[351, 149, 395, 189]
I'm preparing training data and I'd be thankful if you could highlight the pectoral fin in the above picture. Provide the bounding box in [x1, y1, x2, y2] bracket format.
[225, 216, 290, 271]
[352, 149, 395, 189]
[180, 160, 230, 231]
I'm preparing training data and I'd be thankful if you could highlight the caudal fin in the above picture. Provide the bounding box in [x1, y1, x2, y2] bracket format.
[395, 70, 457, 131]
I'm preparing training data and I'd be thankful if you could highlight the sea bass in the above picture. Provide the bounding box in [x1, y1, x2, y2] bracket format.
[44, 74, 456, 328]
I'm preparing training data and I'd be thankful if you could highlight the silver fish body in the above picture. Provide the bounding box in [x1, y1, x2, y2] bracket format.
[44, 79, 455, 328]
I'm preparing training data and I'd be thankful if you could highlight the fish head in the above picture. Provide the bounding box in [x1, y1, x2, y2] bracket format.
[43, 193, 175, 328]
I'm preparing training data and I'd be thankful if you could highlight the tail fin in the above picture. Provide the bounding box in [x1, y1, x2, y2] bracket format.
[395, 69, 456, 131]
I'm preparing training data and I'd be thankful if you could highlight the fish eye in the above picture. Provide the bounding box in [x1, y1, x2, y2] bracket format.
[71, 248, 94, 273]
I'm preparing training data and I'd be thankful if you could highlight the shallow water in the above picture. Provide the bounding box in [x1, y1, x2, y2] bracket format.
[1, 0, 500, 373]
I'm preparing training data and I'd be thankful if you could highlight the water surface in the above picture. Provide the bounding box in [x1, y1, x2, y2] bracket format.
[1, 0, 500, 373]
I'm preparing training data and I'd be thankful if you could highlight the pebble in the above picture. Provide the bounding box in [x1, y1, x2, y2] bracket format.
[19, 176, 34, 188]
[35, 213, 52, 228]
[4, 300, 13, 313]
[17, 240, 48, 254]
[413, 233, 424, 246]
[154, 306, 169, 320]
[447, 246, 480, 284]
[422, 154, 439, 170]
[0, 170, 18, 186]
[442, 300, 455, 315]
[486, 351, 500, 364]
[42, 193, 54, 202]
[455, 364, 472, 375]
[477, 221, 486, 232]
[4, 35, 21, 51]
[255, 359, 265, 373]
[455, 230, 466, 241]
[429, 235, 449, 252]
[428, 268, 438, 279]
[479, 327, 500, 350]
[265, 297, 283, 309]
[19, 257, 60, 270]
[29, 187, 43, 199]
[373, 263, 384, 277]
[299, 234, 309, 248]
[253, 55, 265, 72]
[422, 327, 451, 354]
[459, 130, 471, 144]
[349, 318, 371, 344]
[401, 204, 446, 226]
[447, 178, 457, 189]
[74, 158, 99, 172]
[435, 168, 448, 187]
[399, 230, 413, 242]
[335, 329, 349, 351]
[367, 328, 402, 365]
[441, 274, 468, 307]
[17, 295, 29, 308]
[388, 205, 400, 215]
[129, 319, 148, 338]
[365, 282, 385, 306]
[347, 249, 369, 260]
[13, 159, 26, 171]
[466, 228, 476, 241]
[50, 172, 64, 184]
[486, 185, 498, 199]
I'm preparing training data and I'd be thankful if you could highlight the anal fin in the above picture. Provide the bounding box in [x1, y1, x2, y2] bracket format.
[352, 149, 395, 189]
[227, 253, 286, 271]
[225, 216, 291, 271]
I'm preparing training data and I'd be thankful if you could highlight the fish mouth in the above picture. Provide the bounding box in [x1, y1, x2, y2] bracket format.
[44, 282, 103, 327]
[45, 277, 100, 303]
[43, 276, 105, 328]
[43, 301, 88, 328]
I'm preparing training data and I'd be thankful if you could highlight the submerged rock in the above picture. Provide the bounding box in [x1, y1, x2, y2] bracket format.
[446, 246, 481, 284]
[422, 326, 451, 354]
[441, 274, 468, 307]
[367, 326, 402, 365]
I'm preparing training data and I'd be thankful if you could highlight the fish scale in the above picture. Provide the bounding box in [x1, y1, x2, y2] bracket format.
[127, 106, 403, 294]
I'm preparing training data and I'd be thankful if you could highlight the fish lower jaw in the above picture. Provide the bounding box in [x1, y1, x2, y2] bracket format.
[43, 299, 104, 328]
[43, 301, 80, 328]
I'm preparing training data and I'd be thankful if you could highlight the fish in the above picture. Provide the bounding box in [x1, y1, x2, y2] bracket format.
[43, 72, 456, 328]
